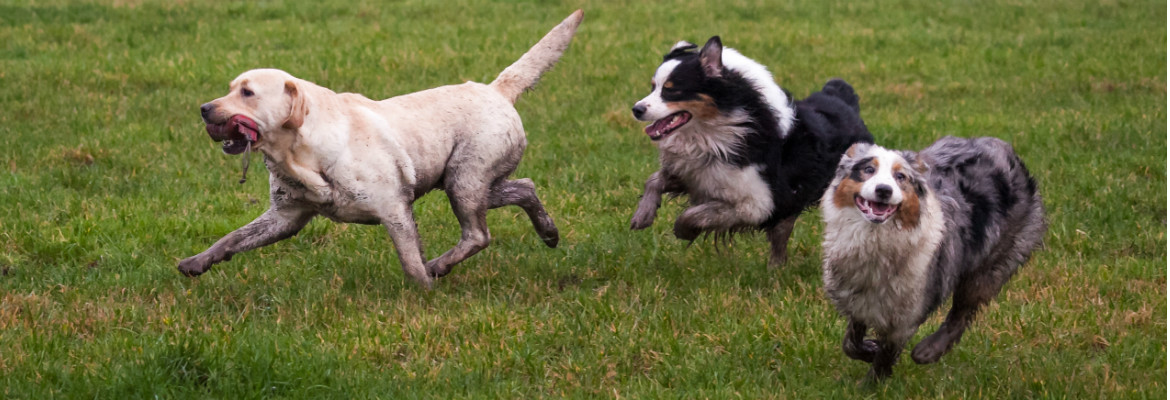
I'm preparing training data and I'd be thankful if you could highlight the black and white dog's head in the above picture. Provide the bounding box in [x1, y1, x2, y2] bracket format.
[631, 36, 795, 143]
[827, 143, 930, 227]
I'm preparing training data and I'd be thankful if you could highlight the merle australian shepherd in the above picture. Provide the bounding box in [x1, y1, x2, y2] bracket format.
[629, 36, 873, 269]
[821, 137, 1046, 380]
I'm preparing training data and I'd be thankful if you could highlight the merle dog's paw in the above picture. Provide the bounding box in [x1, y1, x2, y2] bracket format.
[865, 365, 893, 383]
[844, 339, 879, 363]
[911, 334, 953, 364]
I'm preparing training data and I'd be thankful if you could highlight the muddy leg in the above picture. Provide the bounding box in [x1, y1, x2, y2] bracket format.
[382, 204, 433, 289]
[425, 186, 491, 279]
[489, 178, 558, 248]
[179, 207, 315, 276]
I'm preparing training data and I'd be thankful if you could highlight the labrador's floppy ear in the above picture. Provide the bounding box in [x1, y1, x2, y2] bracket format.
[282, 80, 308, 129]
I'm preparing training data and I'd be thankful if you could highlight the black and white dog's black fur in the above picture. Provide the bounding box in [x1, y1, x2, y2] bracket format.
[821, 137, 1046, 380]
[630, 36, 873, 268]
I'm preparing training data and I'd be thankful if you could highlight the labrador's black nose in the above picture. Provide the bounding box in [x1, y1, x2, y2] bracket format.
[200, 103, 216, 120]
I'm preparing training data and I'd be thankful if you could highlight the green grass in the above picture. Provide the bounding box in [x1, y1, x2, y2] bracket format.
[0, 0, 1164, 398]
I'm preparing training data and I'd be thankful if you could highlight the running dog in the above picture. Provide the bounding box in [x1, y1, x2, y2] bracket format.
[180, 10, 585, 288]
[821, 137, 1046, 380]
[630, 36, 873, 268]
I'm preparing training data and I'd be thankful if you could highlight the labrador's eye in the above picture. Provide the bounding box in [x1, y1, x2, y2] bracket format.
[241, 88, 254, 97]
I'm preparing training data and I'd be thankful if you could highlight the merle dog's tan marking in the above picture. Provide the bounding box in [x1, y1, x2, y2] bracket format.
[180, 10, 584, 288]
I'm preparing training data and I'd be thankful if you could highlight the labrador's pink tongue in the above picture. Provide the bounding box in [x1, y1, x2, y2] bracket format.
[230, 115, 259, 141]
[238, 125, 258, 141]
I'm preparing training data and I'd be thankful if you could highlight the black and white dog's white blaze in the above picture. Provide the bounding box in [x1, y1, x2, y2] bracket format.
[630, 36, 873, 269]
[821, 137, 1047, 380]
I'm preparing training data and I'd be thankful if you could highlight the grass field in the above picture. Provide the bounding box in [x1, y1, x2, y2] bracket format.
[0, 0, 1165, 398]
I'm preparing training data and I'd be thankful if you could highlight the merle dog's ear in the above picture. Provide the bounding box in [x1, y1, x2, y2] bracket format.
[844, 142, 870, 160]
[900, 150, 930, 195]
[663, 40, 698, 61]
[900, 150, 929, 175]
[699, 36, 724, 78]
[837, 142, 869, 174]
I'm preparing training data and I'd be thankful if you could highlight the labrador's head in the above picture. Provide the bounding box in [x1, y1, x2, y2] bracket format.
[199, 68, 308, 154]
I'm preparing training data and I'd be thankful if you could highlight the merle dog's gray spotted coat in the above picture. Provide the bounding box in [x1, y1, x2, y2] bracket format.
[821, 136, 1046, 380]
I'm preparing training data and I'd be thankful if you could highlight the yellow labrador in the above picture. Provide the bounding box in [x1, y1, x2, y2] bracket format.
[180, 10, 583, 288]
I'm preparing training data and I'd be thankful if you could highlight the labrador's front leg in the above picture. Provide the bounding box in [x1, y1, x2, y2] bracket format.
[380, 203, 434, 289]
[179, 206, 316, 276]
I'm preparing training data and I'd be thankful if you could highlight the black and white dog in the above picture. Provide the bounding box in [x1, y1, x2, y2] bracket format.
[630, 36, 873, 268]
[821, 137, 1046, 380]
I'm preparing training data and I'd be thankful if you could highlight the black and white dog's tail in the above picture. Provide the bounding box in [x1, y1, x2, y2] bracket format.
[818, 78, 861, 113]
[490, 10, 584, 103]
[763, 79, 874, 225]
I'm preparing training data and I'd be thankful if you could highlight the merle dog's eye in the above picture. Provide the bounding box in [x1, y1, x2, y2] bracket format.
[863, 166, 875, 174]
[895, 172, 907, 181]
[241, 88, 254, 97]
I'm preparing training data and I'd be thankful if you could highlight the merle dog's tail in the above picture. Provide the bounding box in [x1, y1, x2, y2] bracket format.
[490, 10, 584, 103]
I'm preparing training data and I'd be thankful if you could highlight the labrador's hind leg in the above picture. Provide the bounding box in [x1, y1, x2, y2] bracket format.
[489, 178, 559, 248]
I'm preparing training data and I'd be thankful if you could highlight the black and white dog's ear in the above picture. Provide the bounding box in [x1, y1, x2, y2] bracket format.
[663, 41, 697, 61]
[671, 40, 696, 52]
[699, 36, 724, 78]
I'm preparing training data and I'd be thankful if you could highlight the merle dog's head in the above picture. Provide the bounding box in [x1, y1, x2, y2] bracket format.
[828, 143, 930, 227]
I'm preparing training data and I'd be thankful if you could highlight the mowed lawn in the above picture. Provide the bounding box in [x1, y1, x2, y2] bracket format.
[0, 0, 1164, 398]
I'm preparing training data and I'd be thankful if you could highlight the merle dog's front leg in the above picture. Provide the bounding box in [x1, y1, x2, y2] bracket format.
[842, 318, 879, 363]
[630, 170, 683, 230]
[179, 206, 315, 276]
[866, 328, 917, 381]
